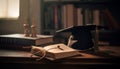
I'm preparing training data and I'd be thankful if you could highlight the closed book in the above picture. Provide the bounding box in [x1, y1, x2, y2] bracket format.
[0, 34, 53, 46]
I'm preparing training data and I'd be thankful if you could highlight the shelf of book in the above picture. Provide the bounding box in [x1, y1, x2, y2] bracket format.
[41, 0, 115, 35]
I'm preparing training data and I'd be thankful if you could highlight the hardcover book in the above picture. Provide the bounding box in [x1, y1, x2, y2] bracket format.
[0, 34, 53, 46]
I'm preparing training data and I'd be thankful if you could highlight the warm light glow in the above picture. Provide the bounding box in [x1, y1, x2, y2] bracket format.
[0, 0, 7, 18]
[0, 0, 19, 19]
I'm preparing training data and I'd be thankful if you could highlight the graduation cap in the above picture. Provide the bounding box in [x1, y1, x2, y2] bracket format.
[56, 25, 104, 50]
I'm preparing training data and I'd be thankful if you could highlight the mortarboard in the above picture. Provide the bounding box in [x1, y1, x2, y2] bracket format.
[56, 25, 104, 50]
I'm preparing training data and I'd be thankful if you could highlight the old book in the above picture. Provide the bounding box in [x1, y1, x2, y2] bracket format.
[31, 43, 81, 60]
[66, 4, 74, 27]
[77, 7, 83, 26]
[0, 34, 53, 46]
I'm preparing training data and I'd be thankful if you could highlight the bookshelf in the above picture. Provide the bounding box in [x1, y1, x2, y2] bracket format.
[40, 0, 118, 35]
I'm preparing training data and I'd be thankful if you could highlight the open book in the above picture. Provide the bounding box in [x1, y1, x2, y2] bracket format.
[31, 43, 81, 60]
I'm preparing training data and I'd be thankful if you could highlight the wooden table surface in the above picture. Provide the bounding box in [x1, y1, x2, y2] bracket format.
[0, 46, 120, 69]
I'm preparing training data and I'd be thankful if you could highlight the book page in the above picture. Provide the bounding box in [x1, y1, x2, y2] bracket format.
[44, 43, 78, 53]
[31, 43, 81, 60]
[43, 43, 81, 60]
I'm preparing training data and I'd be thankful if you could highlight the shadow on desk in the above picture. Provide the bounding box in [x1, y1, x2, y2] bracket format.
[0, 46, 120, 69]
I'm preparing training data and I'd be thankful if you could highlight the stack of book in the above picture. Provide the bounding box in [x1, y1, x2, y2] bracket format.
[0, 34, 53, 51]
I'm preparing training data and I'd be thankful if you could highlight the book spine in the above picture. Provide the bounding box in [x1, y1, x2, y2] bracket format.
[0, 37, 32, 51]
[0, 44, 31, 51]
[0, 37, 36, 46]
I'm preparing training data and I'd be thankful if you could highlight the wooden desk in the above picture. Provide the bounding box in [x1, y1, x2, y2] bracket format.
[0, 46, 120, 69]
